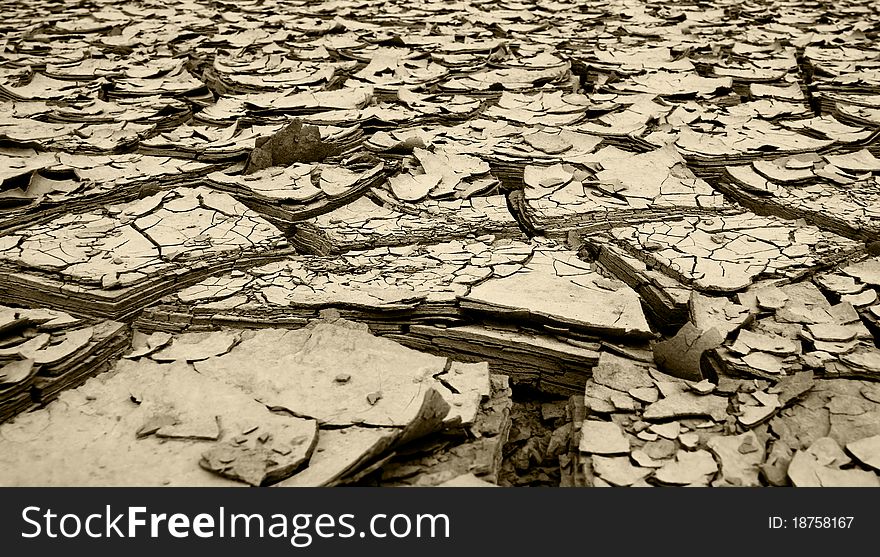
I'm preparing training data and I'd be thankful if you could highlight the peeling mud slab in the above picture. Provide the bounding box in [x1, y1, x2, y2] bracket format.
[0, 358, 319, 486]
[716, 150, 880, 240]
[673, 120, 827, 165]
[366, 119, 609, 190]
[583, 241, 694, 329]
[293, 193, 523, 256]
[138, 237, 535, 332]
[189, 320, 488, 429]
[0, 305, 130, 422]
[459, 243, 653, 340]
[378, 146, 501, 201]
[0, 187, 292, 320]
[584, 212, 864, 295]
[510, 145, 731, 238]
[392, 323, 602, 396]
[0, 318, 496, 486]
[0, 118, 154, 154]
[0, 152, 220, 234]
[206, 156, 389, 228]
[137, 239, 653, 391]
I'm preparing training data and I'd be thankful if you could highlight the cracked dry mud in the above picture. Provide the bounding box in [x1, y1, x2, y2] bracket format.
[1, 0, 880, 487]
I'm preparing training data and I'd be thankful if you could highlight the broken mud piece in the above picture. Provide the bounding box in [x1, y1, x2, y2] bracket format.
[592, 352, 655, 392]
[631, 449, 665, 468]
[513, 146, 728, 238]
[294, 193, 523, 256]
[372, 376, 512, 487]
[151, 330, 240, 362]
[689, 379, 716, 395]
[0, 358, 37, 423]
[136, 414, 178, 439]
[654, 450, 718, 486]
[191, 320, 476, 427]
[679, 432, 700, 449]
[846, 434, 880, 472]
[642, 438, 677, 460]
[738, 403, 780, 428]
[788, 446, 880, 487]
[0, 359, 318, 486]
[643, 391, 729, 422]
[653, 322, 723, 381]
[587, 213, 861, 294]
[124, 331, 173, 360]
[277, 427, 398, 488]
[807, 437, 851, 468]
[462, 245, 653, 340]
[761, 440, 794, 486]
[581, 353, 663, 414]
[0, 307, 130, 420]
[591, 455, 650, 486]
[650, 422, 681, 439]
[689, 293, 752, 340]
[707, 431, 765, 486]
[209, 159, 388, 227]
[282, 382, 458, 488]
[366, 391, 383, 406]
[768, 371, 815, 407]
[400, 324, 601, 396]
[388, 147, 496, 202]
[709, 281, 880, 381]
[200, 423, 317, 486]
[243, 119, 341, 174]
[579, 420, 630, 455]
[0, 187, 291, 320]
[0, 359, 36, 386]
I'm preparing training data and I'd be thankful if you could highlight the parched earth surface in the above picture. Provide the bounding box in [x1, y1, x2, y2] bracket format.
[1, 0, 880, 487]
